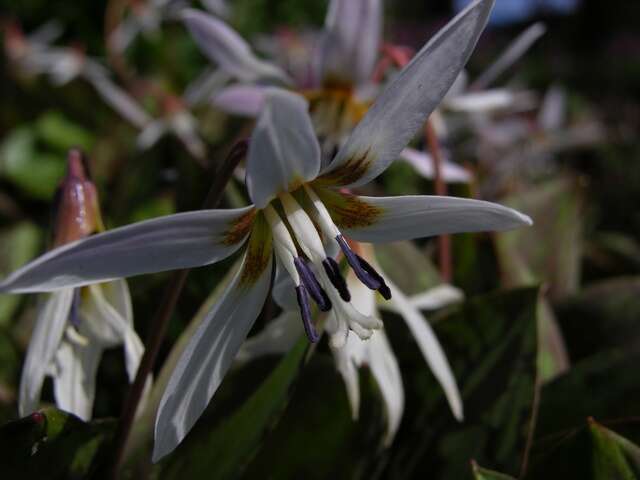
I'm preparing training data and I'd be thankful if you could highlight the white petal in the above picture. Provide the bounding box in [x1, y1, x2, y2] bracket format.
[1, 207, 255, 293]
[153, 249, 273, 462]
[331, 336, 363, 420]
[400, 148, 472, 183]
[101, 279, 133, 325]
[471, 22, 546, 90]
[83, 71, 150, 128]
[271, 261, 298, 311]
[339, 194, 532, 243]
[181, 9, 291, 84]
[83, 284, 144, 381]
[364, 330, 404, 445]
[246, 90, 321, 208]
[324, 0, 494, 187]
[52, 339, 102, 421]
[184, 68, 232, 107]
[388, 281, 462, 420]
[18, 289, 74, 416]
[538, 85, 566, 132]
[213, 84, 267, 117]
[408, 284, 464, 311]
[320, 0, 382, 85]
[445, 89, 515, 113]
[137, 120, 168, 150]
[235, 311, 302, 364]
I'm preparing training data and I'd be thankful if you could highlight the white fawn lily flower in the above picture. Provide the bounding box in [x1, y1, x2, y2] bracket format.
[182, 0, 383, 158]
[0, 0, 530, 459]
[239, 242, 464, 445]
[18, 150, 145, 421]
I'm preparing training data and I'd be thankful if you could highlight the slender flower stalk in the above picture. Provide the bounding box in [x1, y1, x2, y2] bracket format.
[18, 149, 145, 421]
[0, 0, 531, 460]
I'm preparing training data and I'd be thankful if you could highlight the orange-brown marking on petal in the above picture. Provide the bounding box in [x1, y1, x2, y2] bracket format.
[240, 212, 272, 287]
[316, 149, 373, 187]
[223, 209, 256, 246]
[313, 187, 383, 230]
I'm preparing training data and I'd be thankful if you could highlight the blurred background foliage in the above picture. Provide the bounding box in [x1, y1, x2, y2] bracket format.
[0, 0, 639, 478]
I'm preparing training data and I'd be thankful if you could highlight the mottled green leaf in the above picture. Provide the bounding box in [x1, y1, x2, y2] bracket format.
[471, 460, 517, 480]
[556, 276, 640, 362]
[35, 111, 94, 152]
[159, 336, 312, 479]
[0, 222, 42, 326]
[381, 287, 540, 479]
[0, 408, 114, 479]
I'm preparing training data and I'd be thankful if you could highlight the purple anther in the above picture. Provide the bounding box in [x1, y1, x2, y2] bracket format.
[322, 257, 350, 301]
[357, 256, 392, 300]
[296, 285, 320, 343]
[336, 235, 382, 290]
[68, 288, 82, 328]
[294, 257, 332, 311]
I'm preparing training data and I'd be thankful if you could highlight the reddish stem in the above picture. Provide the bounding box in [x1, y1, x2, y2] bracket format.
[424, 120, 453, 282]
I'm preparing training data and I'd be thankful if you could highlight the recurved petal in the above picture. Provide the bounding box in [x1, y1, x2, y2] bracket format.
[322, 0, 494, 188]
[470, 21, 546, 90]
[181, 9, 291, 84]
[331, 335, 364, 420]
[328, 193, 531, 243]
[365, 330, 404, 445]
[388, 281, 462, 421]
[400, 148, 472, 183]
[0, 207, 256, 293]
[213, 84, 267, 117]
[52, 339, 102, 421]
[408, 284, 464, 311]
[153, 223, 273, 462]
[246, 89, 321, 208]
[19, 289, 74, 416]
[320, 0, 382, 85]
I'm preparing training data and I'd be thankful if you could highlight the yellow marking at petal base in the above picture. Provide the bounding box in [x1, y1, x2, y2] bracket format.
[223, 209, 257, 246]
[312, 187, 383, 230]
[316, 149, 374, 187]
[240, 212, 273, 287]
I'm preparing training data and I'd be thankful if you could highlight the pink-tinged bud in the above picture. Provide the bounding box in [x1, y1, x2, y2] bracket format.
[52, 149, 103, 247]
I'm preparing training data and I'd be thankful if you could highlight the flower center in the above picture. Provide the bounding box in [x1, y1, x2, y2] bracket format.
[264, 187, 388, 345]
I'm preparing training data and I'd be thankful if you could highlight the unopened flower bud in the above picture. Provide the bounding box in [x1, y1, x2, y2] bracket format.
[52, 148, 103, 247]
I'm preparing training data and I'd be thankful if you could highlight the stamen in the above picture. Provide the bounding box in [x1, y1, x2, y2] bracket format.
[357, 255, 392, 300]
[68, 287, 81, 328]
[295, 285, 320, 343]
[322, 257, 350, 301]
[336, 235, 392, 300]
[294, 258, 331, 312]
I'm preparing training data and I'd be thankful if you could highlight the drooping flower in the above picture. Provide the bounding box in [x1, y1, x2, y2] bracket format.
[240, 242, 465, 445]
[17, 149, 145, 421]
[0, 0, 530, 459]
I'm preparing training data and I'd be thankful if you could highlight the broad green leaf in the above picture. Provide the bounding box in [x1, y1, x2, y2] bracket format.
[0, 222, 42, 326]
[35, 111, 95, 152]
[381, 287, 540, 479]
[589, 420, 638, 479]
[534, 350, 640, 448]
[0, 408, 114, 479]
[240, 356, 387, 479]
[526, 418, 640, 479]
[0, 127, 66, 199]
[159, 335, 312, 479]
[471, 460, 517, 480]
[497, 176, 583, 300]
[556, 276, 640, 362]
